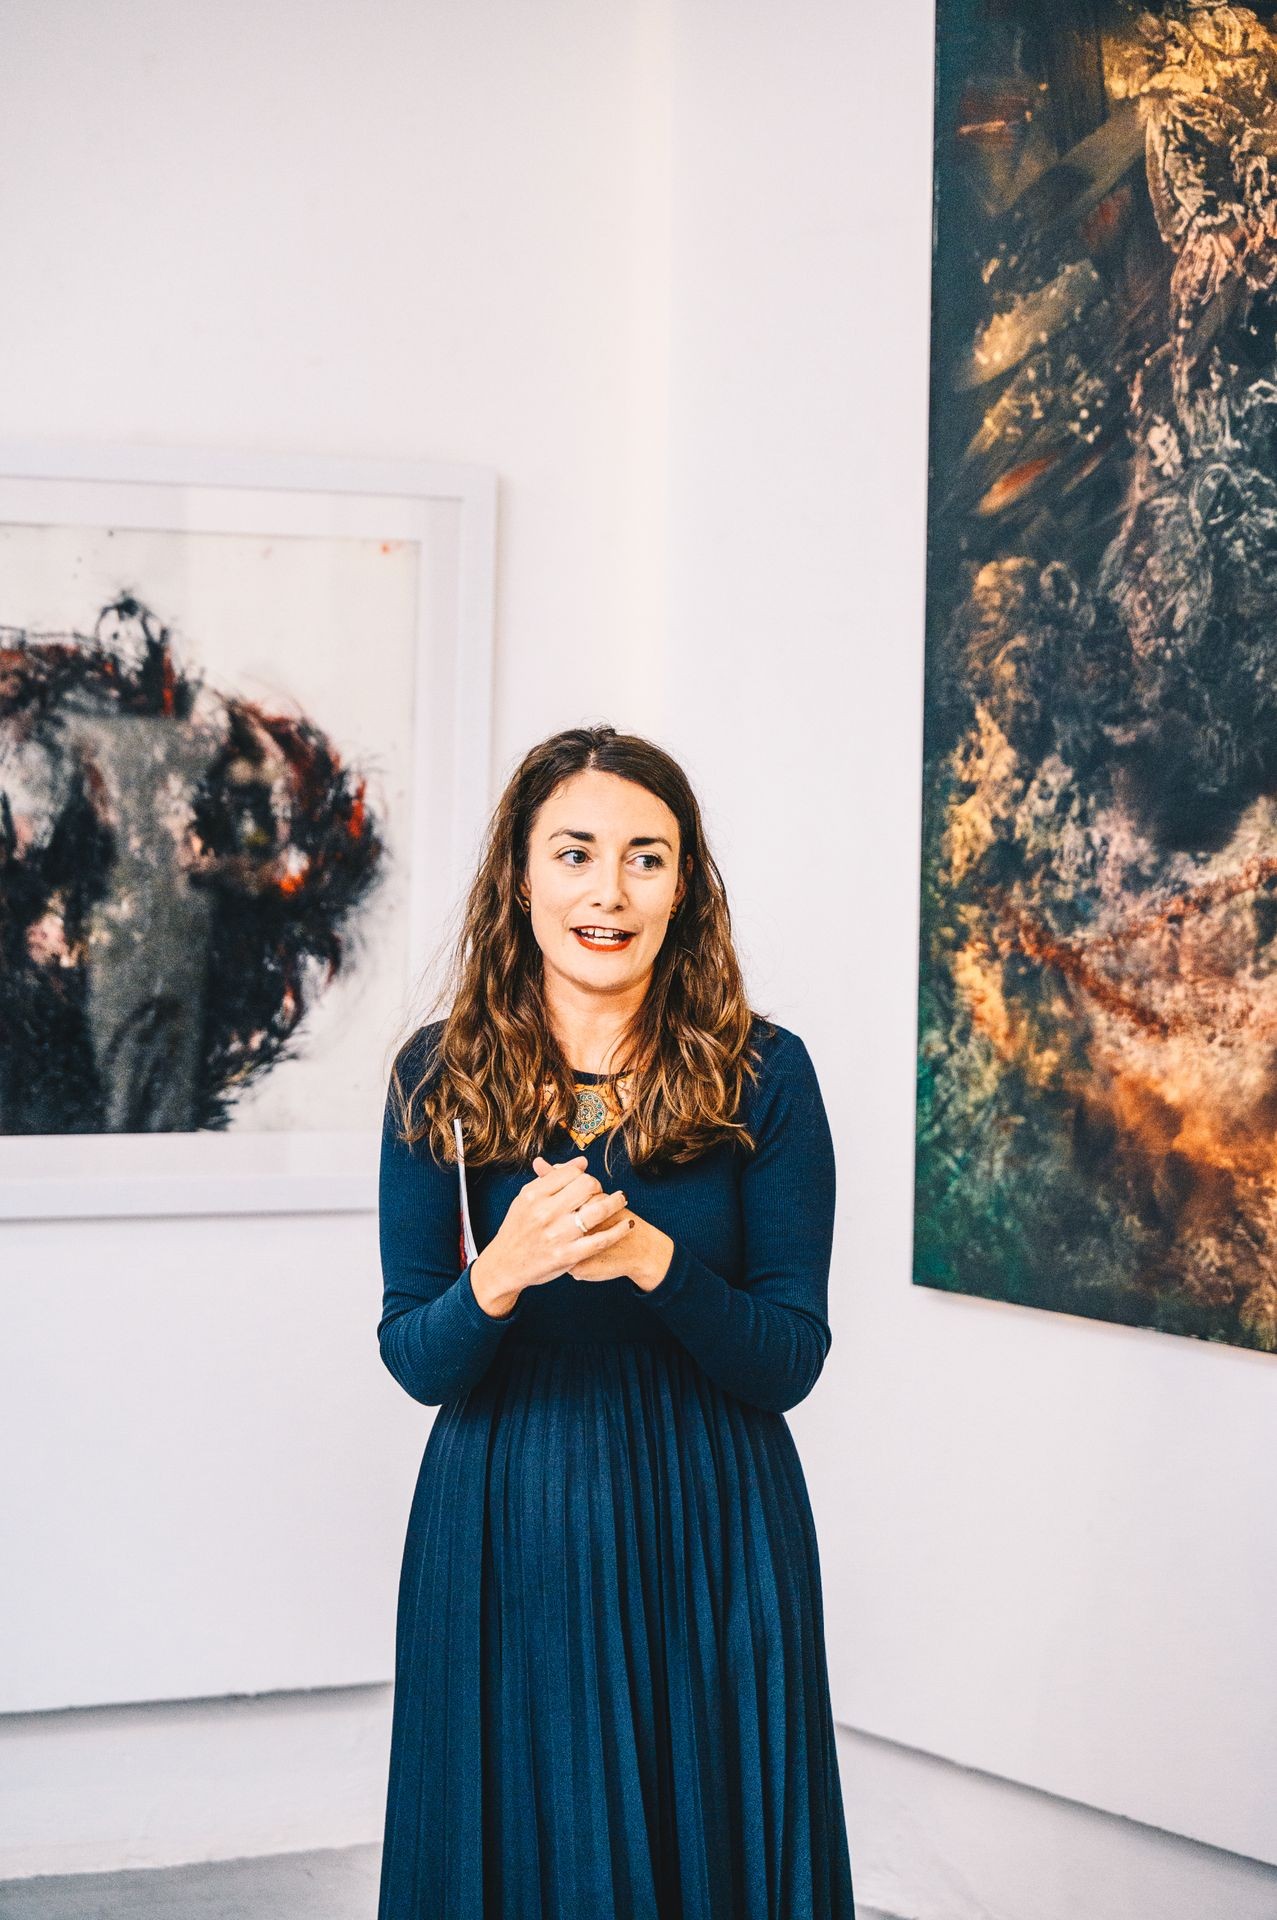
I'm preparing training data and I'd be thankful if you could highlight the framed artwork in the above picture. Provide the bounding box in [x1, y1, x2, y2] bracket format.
[915, 4, 1277, 1352]
[0, 442, 495, 1219]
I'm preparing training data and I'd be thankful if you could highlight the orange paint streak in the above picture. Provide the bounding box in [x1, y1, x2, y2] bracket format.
[977, 452, 1061, 514]
[962, 848, 1277, 1050]
[951, 924, 1277, 1240]
[955, 83, 1031, 150]
[1077, 857, 1277, 953]
[993, 903, 1176, 1038]
[1071, 1061, 1267, 1197]
[1080, 187, 1130, 251]
[160, 645, 178, 717]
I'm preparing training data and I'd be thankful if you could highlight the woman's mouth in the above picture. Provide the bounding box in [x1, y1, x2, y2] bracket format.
[572, 926, 636, 952]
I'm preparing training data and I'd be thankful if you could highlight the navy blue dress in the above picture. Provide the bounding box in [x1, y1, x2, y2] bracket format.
[376, 1015, 855, 1919]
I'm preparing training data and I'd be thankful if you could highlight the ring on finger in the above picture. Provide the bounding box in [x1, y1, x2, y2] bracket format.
[574, 1207, 589, 1235]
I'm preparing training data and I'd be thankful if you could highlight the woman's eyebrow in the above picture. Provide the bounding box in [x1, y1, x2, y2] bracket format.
[549, 829, 673, 849]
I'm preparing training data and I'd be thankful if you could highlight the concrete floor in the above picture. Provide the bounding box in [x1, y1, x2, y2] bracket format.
[0, 1843, 897, 1919]
[0, 1847, 383, 1920]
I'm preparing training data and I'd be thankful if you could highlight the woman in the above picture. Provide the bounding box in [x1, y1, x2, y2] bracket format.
[376, 724, 855, 1919]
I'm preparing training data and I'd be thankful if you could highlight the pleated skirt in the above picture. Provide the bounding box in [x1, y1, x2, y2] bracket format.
[378, 1334, 856, 1920]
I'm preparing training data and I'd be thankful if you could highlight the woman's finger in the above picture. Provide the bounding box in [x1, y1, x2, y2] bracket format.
[575, 1190, 627, 1232]
[568, 1211, 634, 1257]
[532, 1154, 574, 1177]
[529, 1154, 589, 1192]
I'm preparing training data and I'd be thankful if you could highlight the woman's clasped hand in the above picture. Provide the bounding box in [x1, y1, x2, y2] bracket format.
[533, 1153, 638, 1282]
[473, 1154, 635, 1305]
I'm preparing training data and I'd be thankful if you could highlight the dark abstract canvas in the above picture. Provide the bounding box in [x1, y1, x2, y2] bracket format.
[0, 487, 432, 1158]
[916, 2, 1277, 1351]
[1, 592, 383, 1133]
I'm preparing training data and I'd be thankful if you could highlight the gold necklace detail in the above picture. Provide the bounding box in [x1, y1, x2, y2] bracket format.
[564, 1075, 631, 1150]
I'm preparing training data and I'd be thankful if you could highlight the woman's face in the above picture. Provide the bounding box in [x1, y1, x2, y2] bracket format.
[522, 768, 687, 998]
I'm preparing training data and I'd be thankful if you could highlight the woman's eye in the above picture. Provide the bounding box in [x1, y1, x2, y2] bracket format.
[556, 848, 663, 870]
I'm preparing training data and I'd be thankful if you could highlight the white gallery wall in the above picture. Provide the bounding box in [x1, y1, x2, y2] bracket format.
[0, 0, 672, 1874]
[1, 3, 1274, 1915]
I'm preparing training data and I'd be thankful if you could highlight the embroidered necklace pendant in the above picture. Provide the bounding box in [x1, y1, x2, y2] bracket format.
[565, 1076, 631, 1150]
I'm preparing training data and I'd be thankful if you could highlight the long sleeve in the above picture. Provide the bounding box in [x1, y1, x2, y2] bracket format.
[628, 1028, 837, 1414]
[377, 1028, 524, 1407]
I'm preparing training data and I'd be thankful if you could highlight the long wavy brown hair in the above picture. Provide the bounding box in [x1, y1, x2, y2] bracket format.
[388, 724, 774, 1173]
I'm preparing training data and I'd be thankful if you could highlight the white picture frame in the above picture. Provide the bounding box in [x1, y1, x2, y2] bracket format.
[0, 441, 496, 1221]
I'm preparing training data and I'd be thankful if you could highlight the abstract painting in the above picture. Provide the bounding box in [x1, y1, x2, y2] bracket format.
[2, 587, 383, 1135]
[915, 3, 1277, 1351]
[0, 449, 495, 1217]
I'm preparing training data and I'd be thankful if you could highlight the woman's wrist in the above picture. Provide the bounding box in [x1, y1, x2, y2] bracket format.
[629, 1227, 676, 1293]
[470, 1248, 521, 1320]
